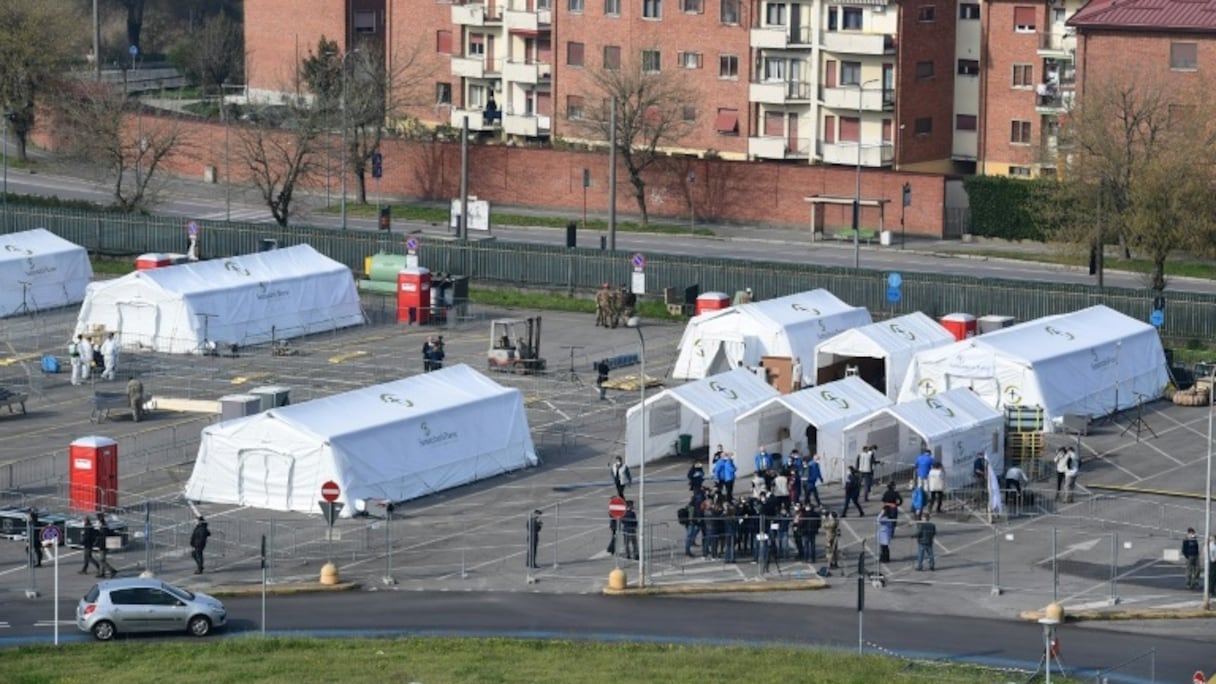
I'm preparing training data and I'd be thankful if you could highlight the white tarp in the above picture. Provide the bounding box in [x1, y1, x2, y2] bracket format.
[734, 376, 893, 482]
[624, 368, 779, 467]
[672, 289, 872, 382]
[898, 305, 1168, 430]
[841, 388, 1005, 490]
[184, 365, 538, 515]
[815, 312, 956, 398]
[74, 244, 363, 353]
[0, 228, 92, 317]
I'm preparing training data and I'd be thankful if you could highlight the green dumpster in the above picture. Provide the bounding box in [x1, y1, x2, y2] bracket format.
[678, 434, 692, 455]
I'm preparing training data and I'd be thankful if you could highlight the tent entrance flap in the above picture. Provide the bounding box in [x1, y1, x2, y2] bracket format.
[238, 449, 297, 510]
[117, 301, 160, 349]
[816, 356, 884, 394]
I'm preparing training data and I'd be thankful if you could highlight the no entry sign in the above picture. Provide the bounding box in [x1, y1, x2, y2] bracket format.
[609, 496, 627, 519]
[321, 480, 341, 502]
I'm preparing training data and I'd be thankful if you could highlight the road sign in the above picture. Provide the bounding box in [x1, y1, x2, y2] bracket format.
[372, 152, 383, 179]
[609, 496, 627, 519]
[187, 220, 200, 237]
[319, 501, 344, 527]
[129, 45, 139, 57]
[631, 253, 646, 270]
[1150, 309, 1164, 327]
[321, 480, 341, 502]
[887, 272, 902, 289]
[40, 525, 60, 545]
[1193, 670, 1205, 684]
[406, 237, 419, 252]
[886, 287, 902, 304]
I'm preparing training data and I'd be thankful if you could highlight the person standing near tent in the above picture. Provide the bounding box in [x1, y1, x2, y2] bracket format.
[915, 448, 934, 490]
[824, 510, 841, 569]
[430, 336, 446, 371]
[526, 509, 543, 569]
[1063, 451, 1079, 503]
[596, 359, 610, 400]
[79, 516, 100, 575]
[856, 445, 879, 501]
[95, 513, 117, 578]
[79, 335, 94, 383]
[790, 357, 803, 391]
[594, 283, 611, 328]
[712, 452, 736, 500]
[127, 376, 145, 423]
[804, 454, 824, 507]
[100, 332, 119, 380]
[1054, 447, 1070, 498]
[422, 337, 434, 372]
[69, 334, 85, 386]
[841, 465, 865, 517]
[190, 516, 210, 574]
[928, 461, 946, 513]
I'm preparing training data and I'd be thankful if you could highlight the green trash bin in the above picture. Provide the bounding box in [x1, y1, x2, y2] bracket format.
[678, 434, 692, 455]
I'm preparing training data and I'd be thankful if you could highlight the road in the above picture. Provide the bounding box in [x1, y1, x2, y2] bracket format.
[0, 590, 1207, 682]
[4, 165, 1213, 294]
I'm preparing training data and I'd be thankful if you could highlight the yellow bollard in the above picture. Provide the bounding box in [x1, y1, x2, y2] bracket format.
[320, 561, 340, 585]
[608, 567, 626, 591]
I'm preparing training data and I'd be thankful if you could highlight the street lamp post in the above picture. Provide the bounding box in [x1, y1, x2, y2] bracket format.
[340, 49, 360, 231]
[852, 78, 881, 270]
[1205, 365, 1214, 610]
[627, 315, 646, 587]
[688, 170, 696, 235]
[222, 82, 231, 222]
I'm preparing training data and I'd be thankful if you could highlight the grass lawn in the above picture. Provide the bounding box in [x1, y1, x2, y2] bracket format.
[0, 636, 1063, 684]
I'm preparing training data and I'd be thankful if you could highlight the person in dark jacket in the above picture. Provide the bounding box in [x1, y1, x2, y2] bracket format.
[1182, 527, 1201, 589]
[79, 516, 100, 575]
[27, 509, 44, 567]
[190, 516, 211, 574]
[96, 513, 117, 578]
[841, 466, 865, 517]
[526, 510, 543, 569]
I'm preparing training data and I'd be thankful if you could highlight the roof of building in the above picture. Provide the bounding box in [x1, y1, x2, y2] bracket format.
[1069, 0, 1216, 32]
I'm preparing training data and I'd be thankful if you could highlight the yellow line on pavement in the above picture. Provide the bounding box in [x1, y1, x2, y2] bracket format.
[0, 353, 39, 367]
[230, 372, 272, 385]
[1087, 483, 1212, 501]
[329, 350, 369, 364]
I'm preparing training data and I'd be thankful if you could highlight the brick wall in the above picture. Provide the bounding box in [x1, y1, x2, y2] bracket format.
[896, 0, 959, 166]
[245, 0, 346, 96]
[978, 1, 1045, 173]
[1076, 29, 1216, 99]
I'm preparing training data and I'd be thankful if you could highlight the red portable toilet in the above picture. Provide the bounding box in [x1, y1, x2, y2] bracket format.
[695, 292, 732, 316]
[397, 267, 432, 325]
[69, 436, 118, 513]
[135, 253, 173, 270]
[940, 313, 978, 341]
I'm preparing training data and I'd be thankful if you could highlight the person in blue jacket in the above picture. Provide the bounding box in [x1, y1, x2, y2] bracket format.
[712, 453, 736, 500]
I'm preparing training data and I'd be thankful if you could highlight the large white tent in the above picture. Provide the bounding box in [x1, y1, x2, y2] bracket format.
[0, 228, 92, 317]
[672, 289, 871, 382]
[815, 312, 956, 398]
[898, 305, 1168, 430]
[841, 388, 1005, 491]
[624, 368, 778, 467]
[184, 365, 538, 515]
[75, 244, 363, 353]
[733, 376, 893, 482]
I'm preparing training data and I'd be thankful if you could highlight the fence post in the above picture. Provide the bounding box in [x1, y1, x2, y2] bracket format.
[991, 527, 1001, 596]
[1108, 531, 1120, 605]
[1052, 526, 1058, 604]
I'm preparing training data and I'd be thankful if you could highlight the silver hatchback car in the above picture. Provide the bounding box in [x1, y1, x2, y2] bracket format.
[76, 577, 227, 641]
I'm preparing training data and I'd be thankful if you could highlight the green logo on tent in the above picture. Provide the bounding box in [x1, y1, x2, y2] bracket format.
[1045, 325, 1074, 341]
[694, 338, 704, 357]
[889, 323, 916, 341]
[379, 393, 414, 407]
[917, 378, 938, 397]
[791, 303, 822, 315]
[819, 389, 849, 410]
[4, 244, 33, 256]
[709, 381, 738, 400]
[1003, 385, 1023, 405]
[224, 260, 251, 276]
[925, 397, 955, 418]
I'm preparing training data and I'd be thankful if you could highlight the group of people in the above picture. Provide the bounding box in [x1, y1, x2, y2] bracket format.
[421, 336, 446, 372]
[68, 332, 119, 385]
[593, 283, 636, 329]
[1053, 446, 1081, 502]
[1181, 527, 1216, 593]
[25, 510, 118, 578]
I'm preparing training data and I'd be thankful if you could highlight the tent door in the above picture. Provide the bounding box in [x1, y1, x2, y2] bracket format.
[238, 449, 296, 510]
[701, 338, 738, 376]
[116, 301, 159, 348]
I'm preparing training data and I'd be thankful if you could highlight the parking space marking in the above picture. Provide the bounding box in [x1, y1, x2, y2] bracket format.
[328, 350, 368, 364]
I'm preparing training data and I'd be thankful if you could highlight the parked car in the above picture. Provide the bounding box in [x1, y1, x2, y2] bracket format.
[76, 578, 226, 641]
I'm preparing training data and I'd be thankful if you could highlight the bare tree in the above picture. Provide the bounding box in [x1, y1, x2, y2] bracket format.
[0, 1, 87, 162]
[168, 11, 243, 94]
[236, 105, 326, 226]
[55, 82, 185, 212]
[113, 0, 147, 53]
[572, 52, 698, 225]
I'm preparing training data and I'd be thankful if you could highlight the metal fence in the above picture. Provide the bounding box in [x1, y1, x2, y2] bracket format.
[4, 202, 1216, 339]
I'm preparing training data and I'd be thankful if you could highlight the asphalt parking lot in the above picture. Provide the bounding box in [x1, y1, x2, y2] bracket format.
[1, 295, 1213, 627]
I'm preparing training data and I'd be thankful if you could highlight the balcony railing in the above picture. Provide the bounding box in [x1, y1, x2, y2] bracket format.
[818, 140, 894, 166]
[502, 111, 552, 137]
[750, 79, 811, 103]
[750, 25, 813, 49]
[452, 1, 504, 25]
[1034, 86, 1074, 112]
[820, 85, 894, 111]
[1037, 30, 1076, 56]
[503, 59, 552, 84]
[749, 135, 811, 160]
[819, 30, 896, 55]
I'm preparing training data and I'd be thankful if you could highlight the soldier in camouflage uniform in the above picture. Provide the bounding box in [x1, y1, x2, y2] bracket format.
[595, 283, 612, 327]
[610, 285, 626, 328]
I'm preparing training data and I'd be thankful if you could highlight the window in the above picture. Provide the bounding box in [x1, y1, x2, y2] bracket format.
[957, 59, 979, 76]
[642, 49, 662, 72]
[1009, 166, 1032, 177]
[917, 5, 936, 22]
[679, 51, 703, 69]
[1010, 120, 1031, 144]
[824, 115, 836, 143]
[468, 84, 487, 108]
[719, 54, 739, 79]
[569, 0, 584, 11]
[605, 0, 621, 13]
[1013, 6, 1035, 32]
[603, 45, 621, 69]
[354, 10, 377, 34]
[643, 0, 662, 18]
[683, 105, 697, 122]
[109, 589, 140, 605]
[839, 116, 859, 142]
[955, 114, 977, 131]
[436, 30, 453, 54]
[915, 60, 934, 80]
[959, 3, 979, 19]
[766, 2, 787, 25]
[682, 0, 703, 12]
[914, 116, 932, 134]
[1171, 42, 1198, 70]
[567, 42, 585, 66]
[436, 82, 452, 105]
[827, 7, 838, 30]
[468, 34, 485, 57]
[1052, 7, 1065, 23]
[1012, 64, 1033, 87]
[567, 95, 585, 120]
[764, 57, 787, 81]
[715, 107, 739, 135]
[840, 61, 861, 85]
[720, 0, 739, 24]
[842, 7, 863, 29]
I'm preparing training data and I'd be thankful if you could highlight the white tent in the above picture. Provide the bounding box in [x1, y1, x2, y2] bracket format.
[898, 305, 1168, 430]
[74, 244, 363, 353]
[672, 289, 872, 382]
[184, 365, 538, 515]
[841, 389, 1005, 491]
[0, 228, 92, 317]
[815, 312, 956, 398]
[624, 368, 779, 467]
[733, 376, 893, 482]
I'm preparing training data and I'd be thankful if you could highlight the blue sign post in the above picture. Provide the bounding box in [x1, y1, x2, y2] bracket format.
[886, 272, 902, 304]
[1150, 309, 1164, 328]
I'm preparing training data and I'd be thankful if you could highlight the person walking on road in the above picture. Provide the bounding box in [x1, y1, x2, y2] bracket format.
[928, 461, 946, 513]
[100, 332, 119, 380]
[26, 509, 44, 568]
[596, 359, 610, 400]
[841, 466, 865, 518]
[79, 516, 100, 575]
[69, 334, 85, 386]
[1182, 528, 1201, 589]
[915, 512, 937, 571]
[1054, 447, 1070, 499]
[95, 513, 117, 578]
[804, 454, 824, 507]
[824, 511, 841, 569]
[622, 501, 638, 560]
[526, 509, 543, 569]
[190, 516, 210, 574]
[1208, 534, 1216, 595]
[856, 445, 878, 501]
[609, 456, 631, 498]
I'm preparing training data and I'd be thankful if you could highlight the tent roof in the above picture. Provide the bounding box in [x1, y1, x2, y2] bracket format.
[817, 312, 955, 358]
[698, 289, 862, 330]
[214, 365, 515, 441]
[122, 244, 348, 297]
[864, 388, 1001, 439]
[0, 228, 85, 261]
[738, 376, 891, 427]
[633, 368, 779, 421]
[965, 305, 1154, 364]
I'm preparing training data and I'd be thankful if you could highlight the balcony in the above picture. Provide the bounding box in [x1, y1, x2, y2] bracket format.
[820, 86, 893, 112]
[819, 30, 895, 55]
[1034, 86, 1074, 114]
[1037, 30, 1076, 59]
[750, 80, 811, 104]
[750, 25, 813, 50]
[819, 140, 894, 167]
[452, 1, 503, 26]
[450, 108, 498, 131]
[503, 59, 551, 84]
[502, 112, 551, 137]
[451, 56, 486, 79]
[749, 136, 811, 160]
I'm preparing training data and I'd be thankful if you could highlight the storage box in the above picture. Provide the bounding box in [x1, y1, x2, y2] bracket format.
[220, 394, 263, 421]
[695, 292, 731, 316]
[978, 315, 1015, 334]
[940, 313, 977, 341]
[249, 386, 291, 412]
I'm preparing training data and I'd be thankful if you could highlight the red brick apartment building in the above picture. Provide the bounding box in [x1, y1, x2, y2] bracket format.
[234, 0, 1104, 178]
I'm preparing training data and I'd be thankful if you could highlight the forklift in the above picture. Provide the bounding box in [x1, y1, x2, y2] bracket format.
[487, 317, 546, 373]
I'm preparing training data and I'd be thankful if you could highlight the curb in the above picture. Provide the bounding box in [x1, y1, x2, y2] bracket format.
[207, 581, 362, 598]
[1019, 607, 1215, 623]
[603, 577, 828, 597]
